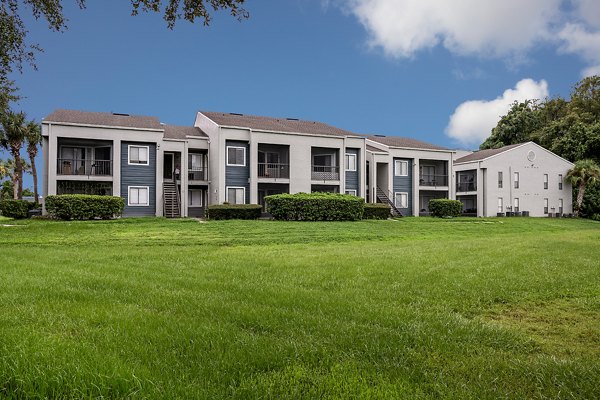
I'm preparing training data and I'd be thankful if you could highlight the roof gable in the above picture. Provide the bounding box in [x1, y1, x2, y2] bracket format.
[366, 135, 450, 151]
[454, 143, 524, 163]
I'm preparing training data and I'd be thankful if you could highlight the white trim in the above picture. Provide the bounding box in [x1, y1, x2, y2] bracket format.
[128, 186, 150, 206]
[226, 146, 246, 166]
[394, 191, 408, 208]
[394, 160, 408, 176]
[225, 186, 246, 204]
[345, 153, 357, 172]
[345, 189, 357, 196]
[127, 145, 150, 166]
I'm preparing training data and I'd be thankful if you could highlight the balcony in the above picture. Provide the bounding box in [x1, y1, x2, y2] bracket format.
[456, 182, 477, 192]
[188, 167, 208, 181]
[420, 174, 448, 186]
[312, 165, 340, 181]
[258, 163, 289, 179]
[57, 158, 112, 176]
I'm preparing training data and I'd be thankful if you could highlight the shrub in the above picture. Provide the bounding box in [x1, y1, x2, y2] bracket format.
[207, 204, 262, 220]
[45, 195, 125, 220]
[363, 203, 391, 219]
[429, 199, 463, 218]
[266, 192, 364, 221]
[0, 199, 31, 219]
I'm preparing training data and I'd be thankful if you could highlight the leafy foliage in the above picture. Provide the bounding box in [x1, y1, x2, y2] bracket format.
[0, 198, 31, 218]
[566, 159, 600, 216]
[362, 203, 391, 219]
[45, 194, 125, 220]
[428, 199, 463, 218]
[266, 192, 365, 221]
[0, 111, 27, 199]
[206, 204, 262, 220]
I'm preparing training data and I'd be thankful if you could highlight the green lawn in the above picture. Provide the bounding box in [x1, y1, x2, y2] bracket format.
[1, 217, 599, 399]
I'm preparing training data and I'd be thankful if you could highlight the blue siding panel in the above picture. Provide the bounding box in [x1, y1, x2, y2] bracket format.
[225, 140, 250, 203]
[393, 158, 413, 216]
[345, 148, 360, 193]
[121, 142, 157, 217]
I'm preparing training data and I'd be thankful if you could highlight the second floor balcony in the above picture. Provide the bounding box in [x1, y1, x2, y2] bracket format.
[420, 174, 448, 186]
[456, 182, 477, 192]
[312, 165, 340, 181]
[258, 163, 289, 179]
[57, 158, 112, 176]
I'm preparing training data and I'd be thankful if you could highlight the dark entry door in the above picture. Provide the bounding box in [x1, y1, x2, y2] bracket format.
[164, 153, 174, 179]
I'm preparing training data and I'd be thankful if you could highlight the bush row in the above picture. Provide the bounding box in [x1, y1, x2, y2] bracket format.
[45, 195, 125, 220]
[0, 199, 33, 219]
[363, 203, 392, 219]
[265, 192, 365, 221]
[206, 204, 262, 220]
[429, 199, 463, 218]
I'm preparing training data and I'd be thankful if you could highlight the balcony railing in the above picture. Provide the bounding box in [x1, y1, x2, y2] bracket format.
[456, 182, 477, 192]
[258, 163, 289, 179]
[57, 158, 112, 176]
[188, 168, 208, 181]
[419, 174, 448, 186]
[312, 165, 340, 181]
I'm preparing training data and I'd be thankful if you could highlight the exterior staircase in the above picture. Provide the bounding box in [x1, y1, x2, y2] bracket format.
[163, 180, 181, 218]
[376, 186, 403, 217]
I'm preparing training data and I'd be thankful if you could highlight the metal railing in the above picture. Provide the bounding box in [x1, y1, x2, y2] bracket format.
[57, 158, 112, 176]
[258, 163, 289, 179]
[311, 165, 340, 181]
[456, 182, 477, 192]
[419, 174, 448, 186]
[188, 168, 208, 181]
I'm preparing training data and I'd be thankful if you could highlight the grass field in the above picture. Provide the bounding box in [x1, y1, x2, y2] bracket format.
[1, 217, 599, 399]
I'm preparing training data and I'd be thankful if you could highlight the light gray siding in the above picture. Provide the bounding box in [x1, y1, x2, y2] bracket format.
[225, 140, 250, 203]
[393, 157, 413, 216]
[121, 141, 156, 217]
[345, 148, 360, 193]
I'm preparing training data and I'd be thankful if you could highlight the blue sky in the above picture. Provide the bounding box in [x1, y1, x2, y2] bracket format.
[5, 0, 600, 190]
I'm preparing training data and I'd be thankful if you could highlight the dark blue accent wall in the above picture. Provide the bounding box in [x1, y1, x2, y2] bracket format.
[121, 142, 156, 217]
[345, 148, 360, 193]
[225, 140, 250, 203]
[393, 158, 413, 216]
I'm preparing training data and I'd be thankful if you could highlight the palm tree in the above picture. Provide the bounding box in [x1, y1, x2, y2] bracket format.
[24, 120, 42, 204]
[0, 111, 27, 199]
[566, 159, 600, 216]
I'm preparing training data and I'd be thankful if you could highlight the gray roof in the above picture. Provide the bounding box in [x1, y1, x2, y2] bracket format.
[163, 125, 208, 139]
[44, 109, 163, 130]
[201, 111, 360, 137]
[366, 144, 388, 153]
[455, 143, 524, 163]
[367, 135, 450, 151]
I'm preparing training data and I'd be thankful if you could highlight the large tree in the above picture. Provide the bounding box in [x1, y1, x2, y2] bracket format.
[566, 159, 600, 216]
[0, 0, 248, 106]
[24, 120, 41, 204]
[0, 111, 27, 199]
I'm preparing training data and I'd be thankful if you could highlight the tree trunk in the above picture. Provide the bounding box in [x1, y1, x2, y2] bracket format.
[29, 150, 38, 204]
[575, 183, 586, 217]
[10, 147, 22, 200]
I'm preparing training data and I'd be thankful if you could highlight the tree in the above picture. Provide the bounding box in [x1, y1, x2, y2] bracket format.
[0, 111, 26, 199]
[24, 120, 41, 204]
[566, 159, 600, 217]
[0, 1, 248, 106]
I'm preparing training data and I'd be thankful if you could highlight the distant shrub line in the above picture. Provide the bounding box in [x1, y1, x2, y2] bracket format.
[428, 199, 463, 218]
[0, 199, 33, 219]
[206, 204, 262, 220]
[45, 195, 124, 220]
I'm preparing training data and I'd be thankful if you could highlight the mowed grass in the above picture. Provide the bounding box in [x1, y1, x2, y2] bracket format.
[0, 217, 599, 399]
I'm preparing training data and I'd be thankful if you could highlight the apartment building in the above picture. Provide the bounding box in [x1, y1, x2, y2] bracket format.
[41, 109, 573, 218]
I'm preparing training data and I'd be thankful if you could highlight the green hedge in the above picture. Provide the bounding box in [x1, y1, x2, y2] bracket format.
[0, 199, 31, 219]
[429, 199, 463, 218]
[206, 204, 262, 220]
[363, 203, 391, 219]
[266, 192, 364, 221]
[45, 195, 125, 220]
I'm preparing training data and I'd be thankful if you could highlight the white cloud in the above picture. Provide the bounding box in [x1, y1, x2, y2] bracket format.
[339, 0, 600, 75]
[445, 79, 549, 146]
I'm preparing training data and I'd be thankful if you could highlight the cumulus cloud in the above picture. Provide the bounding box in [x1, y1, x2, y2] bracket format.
[340, 0, 600, 75]
[445, 79, 549, 146]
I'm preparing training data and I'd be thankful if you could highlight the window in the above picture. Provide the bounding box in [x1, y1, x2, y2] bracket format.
[226, 187, 245, 204]
[514, 172, 519, 189]
[544, 198, 549, 214]
[345, 189, 357, 196]
[498, 197, 503, 213]
[189, 154, 204, 171]
[395, 160, 408, 176]
[559, 199, 563, 214]
[394, 192, 408, 208]
[188, 189, 202, 207]
[128, 145, 149, 165]
[226, 146, 246, 166]
[543, 174, 548, 189]
[498, 171, 503, 188]
[513, 198, 519, 212]
[559, 174, 563, 190]
[345, 154, 357, 171]
[128, 186, 149, 206]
